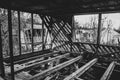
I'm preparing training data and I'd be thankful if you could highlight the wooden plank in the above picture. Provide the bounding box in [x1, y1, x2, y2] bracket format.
[4, 49, 51, 63]
[100, 61, 115, 80]
[40, 15, 51, 33]
[14, 52, 70, 73]
[75, 77, 83, 80]
[13, 51, 60, 64]
[99, 46, 106, 53]
[28, 56, 82, 80]
[6, 51, 58, 66]
[64, 58, 98, 80]
[52, 22, 66, 43]
[0, 77, 4, 80]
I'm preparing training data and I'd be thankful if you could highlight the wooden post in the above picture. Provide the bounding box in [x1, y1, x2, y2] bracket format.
[97, 13, 102, 44]
[31, 13, 34, 52]
[0, 20, 5, 78]
[71, 15, 74, 52]
[8, 9, 15, 80]
[18, 11, 22, 55]
[50, 17, 53, 50]
[96, 13, 102, 55]
[42, 21, 45, 50]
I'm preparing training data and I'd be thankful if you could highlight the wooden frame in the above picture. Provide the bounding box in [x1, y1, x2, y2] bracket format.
[100, 61, 116, 80]
[64, 58, 98, 80]
[28, 56, 82, 80]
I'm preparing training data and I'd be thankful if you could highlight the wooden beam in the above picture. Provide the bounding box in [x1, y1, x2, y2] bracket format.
[99, 46, 106, 53]
[18, 11, 22, 55]
[14, 52, 70, 73]
[100, 61, 116, 80]
[40, 15, 51, 33]
[52, 22, 66, 43]
[96, 13, 102, 55]
[42, 21, 45, 50]
[64, 58, 98, 80]
[0, 17, 5, 78]
[28, 56, 82, 80]
[31, 13, 34, 52]
[49, 17, 72, 42]
[8, 9, 15, 80]
[73, 43, 82, 52]
[89, 45, 96, 52]
[7, 51, 60, 65]
[71, 15, 74, 52]
[97, 13, 101, 45]
[53, 42, 70, 50]
[74, 42, 119, 48]
[4, 49, 51, 63]
[75, 77, 83, 80]
[74, 43, 84, 52]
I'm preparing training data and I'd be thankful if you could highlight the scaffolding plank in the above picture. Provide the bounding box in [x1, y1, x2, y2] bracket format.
[100, 61, 116, 80]
[28, 56, 82, 80]
[64, 58, 98, 80]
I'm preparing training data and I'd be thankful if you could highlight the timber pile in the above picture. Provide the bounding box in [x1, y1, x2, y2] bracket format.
[4, 51, 79, 80]
[4, 51, 120, 80]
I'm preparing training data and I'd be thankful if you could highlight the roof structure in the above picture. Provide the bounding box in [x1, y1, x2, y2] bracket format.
[1, 1, 120, 80]
[1, 0, 120, 14]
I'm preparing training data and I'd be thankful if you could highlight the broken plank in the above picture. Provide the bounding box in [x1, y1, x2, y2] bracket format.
[64, 58, 98, 80]
[28, 56, 82, 80]
[100, 61, 116, 80]
[7, 51, 60, 65]
[14, 52, 70, 73]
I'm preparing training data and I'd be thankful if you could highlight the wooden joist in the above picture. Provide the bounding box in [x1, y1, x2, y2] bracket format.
[7, 51, 60, 65]
[100, 61, 116, 80]
[28, 56, 82, 80]
[4, 49, 51, 63]
[14, 52, 70, 73]
[64, 58, 98, 80]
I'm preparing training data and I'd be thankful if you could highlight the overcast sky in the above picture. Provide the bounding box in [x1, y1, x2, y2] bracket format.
[74, 13, 120, 29]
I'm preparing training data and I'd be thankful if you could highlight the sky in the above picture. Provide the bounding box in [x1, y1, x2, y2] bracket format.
[74, 13, 120, 29]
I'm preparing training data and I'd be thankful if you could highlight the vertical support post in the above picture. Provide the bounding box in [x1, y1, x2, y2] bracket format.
[71, 15, 74, 52]
[97, 13, 102, 45]
[0, 21, 5, 78]
[18, 11, 21, 55]
[31, 13, 34, 52]
[42, 21, 45, 50]
[50, 17, 53, 50]
[8, 9, 15, 80]
[96, 13, 102, 55]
